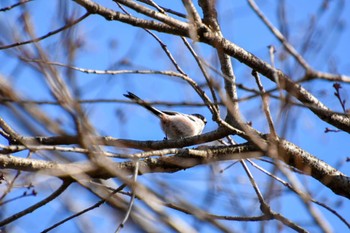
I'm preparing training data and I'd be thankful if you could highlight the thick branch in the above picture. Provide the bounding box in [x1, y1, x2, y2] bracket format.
[277, 139, 350, 199]
[0, 143, 259, 176]
[199, 32, 350, 133]
[73, 0, 189, 36]
[1, 140, 349, 199]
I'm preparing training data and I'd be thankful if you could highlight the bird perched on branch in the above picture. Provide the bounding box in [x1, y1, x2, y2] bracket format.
[124, 92, 207, 140]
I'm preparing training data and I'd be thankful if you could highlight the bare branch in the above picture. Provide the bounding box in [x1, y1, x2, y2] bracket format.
[0, 12, 90, 50]
[241, 160, 307, 232]
[1, 139, 349, 199]
[73, 0, 189, 36]
[0, 0, 32, 12]
[41, 184, 127, 233]
[0, 180, 72, 227]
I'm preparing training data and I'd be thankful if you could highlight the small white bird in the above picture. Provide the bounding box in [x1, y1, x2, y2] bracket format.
[124, 92, 207, 139]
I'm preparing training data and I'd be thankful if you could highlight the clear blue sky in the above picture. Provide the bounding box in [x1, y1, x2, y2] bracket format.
[0, 0, 349, 232]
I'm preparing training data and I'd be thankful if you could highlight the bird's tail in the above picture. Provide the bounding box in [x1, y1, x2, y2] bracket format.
[124, 92, 163, 117]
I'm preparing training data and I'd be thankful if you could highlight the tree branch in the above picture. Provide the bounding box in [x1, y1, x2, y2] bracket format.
[199, 32, 350, 133]
[73, 0, 189, 36]
[0, 180, 72, 227]
[1, 140, 349, 199]
[6, 127, 235, 150]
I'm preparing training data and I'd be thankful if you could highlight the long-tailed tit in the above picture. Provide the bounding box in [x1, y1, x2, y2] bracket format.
[124, 92, 207, 139]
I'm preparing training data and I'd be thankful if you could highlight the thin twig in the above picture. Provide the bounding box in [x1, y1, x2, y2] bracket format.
[115, 161, 139, 232]
[24, 59, 186, 77]
[165, 202, 272, 222]
[41, 184, 127, 233]
[274, 159, 333, 233]
[0, 0, 32, 12]
[247, 0, 311, 70]
[0, 12, 90, 50]
[0, 117, 22, 142]
[0, 190, 37, 206]
[113, 0, 188, 29]
[252, 70, 277, 138]
[0, 151, 34, 202]
[181, 37, 219, 116]
[240, 160, 308, 232]
[247, 159, 350, 229]
[137, 0, 186, 18]
[333, 83, 347, 113]
[0, 179, 72, 227]
[115, 2, 216, 122]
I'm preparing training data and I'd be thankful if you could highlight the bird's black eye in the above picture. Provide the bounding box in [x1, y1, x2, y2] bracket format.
[192, 114, 207, 124]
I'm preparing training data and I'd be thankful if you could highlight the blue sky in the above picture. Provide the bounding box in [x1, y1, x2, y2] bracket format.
[1, 0, 350, 232]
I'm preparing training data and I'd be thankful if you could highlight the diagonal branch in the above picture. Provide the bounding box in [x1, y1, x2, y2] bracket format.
[114, 0, 188, 28]
[199, 32, 350, 133]
[0, 180, 72, 227]
[73, 0, 189, 36]
[0, 12, 90, 50]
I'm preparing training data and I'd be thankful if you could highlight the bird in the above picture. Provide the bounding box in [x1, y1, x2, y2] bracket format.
[124, 92, 207, 139]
